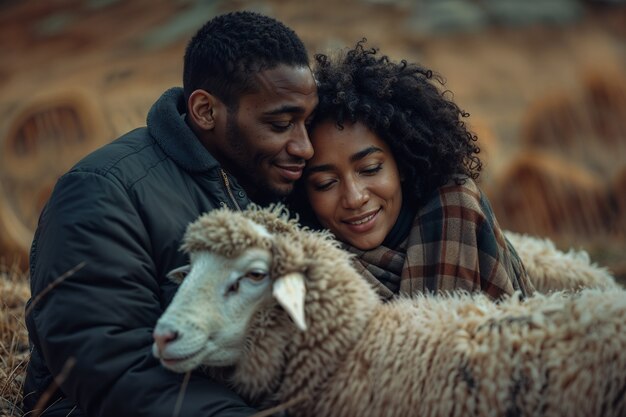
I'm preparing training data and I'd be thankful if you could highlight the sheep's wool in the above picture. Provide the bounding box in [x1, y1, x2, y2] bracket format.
[505, 231, 618, 292]
[177, 205, 626, 417]
[307, 290, 626, 417]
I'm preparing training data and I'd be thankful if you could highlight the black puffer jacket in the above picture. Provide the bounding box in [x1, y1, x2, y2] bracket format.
[24, 88, 257, 416]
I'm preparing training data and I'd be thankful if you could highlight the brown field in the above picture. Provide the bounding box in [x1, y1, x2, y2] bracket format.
[1, 0, 626, 414]
[0, 267, 29, 417]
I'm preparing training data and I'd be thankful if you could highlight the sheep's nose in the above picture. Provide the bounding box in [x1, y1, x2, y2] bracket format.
[153, 328, 178, 354]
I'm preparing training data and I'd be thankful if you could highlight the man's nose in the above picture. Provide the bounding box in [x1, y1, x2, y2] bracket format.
[342, 179, 369, 209]
[286, 125, 314, 160]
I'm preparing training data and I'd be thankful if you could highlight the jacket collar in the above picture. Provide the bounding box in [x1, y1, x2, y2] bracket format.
[147, 87, 221, 173]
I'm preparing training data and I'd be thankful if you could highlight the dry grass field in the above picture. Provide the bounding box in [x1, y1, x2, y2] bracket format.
[1, 0, 625, 415]
[0, 267, 29, 417]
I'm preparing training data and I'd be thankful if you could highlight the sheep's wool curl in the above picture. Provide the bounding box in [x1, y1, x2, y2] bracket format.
[181, 207, 273, 257]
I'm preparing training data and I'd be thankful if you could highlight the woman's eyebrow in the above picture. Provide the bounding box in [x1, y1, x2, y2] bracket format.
[350, 146, 383, 163]
[306, 163, 334, 174]
[306, 146, 384, 174]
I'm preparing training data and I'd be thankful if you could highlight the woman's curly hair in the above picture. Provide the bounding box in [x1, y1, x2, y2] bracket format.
[310, 40, 482, 203]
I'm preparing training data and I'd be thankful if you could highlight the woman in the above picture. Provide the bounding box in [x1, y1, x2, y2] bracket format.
[292, 41, 534, 301]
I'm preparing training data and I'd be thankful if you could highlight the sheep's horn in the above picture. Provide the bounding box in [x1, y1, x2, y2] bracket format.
[273, 272, 307, 331]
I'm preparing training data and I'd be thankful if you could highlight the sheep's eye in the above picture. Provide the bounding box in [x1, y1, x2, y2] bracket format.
[243, 270, 268, 282]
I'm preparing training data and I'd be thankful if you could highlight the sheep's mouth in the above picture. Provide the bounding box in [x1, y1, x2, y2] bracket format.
[160, 345, 240, 369]
[160, 348, 204, 367]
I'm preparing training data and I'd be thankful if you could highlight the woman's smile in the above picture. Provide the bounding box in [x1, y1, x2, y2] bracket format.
[342, 208, 380, 230]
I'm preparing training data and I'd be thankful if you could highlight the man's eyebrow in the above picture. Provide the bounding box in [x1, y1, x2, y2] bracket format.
[263, 105, 306, 116]
[306, 146, 384, 175]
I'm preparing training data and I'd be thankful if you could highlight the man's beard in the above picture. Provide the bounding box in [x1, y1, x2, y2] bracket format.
[225, 114, 289, 201]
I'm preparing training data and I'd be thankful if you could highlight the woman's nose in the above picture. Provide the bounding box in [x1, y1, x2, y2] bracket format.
[342, 180, 369, 209]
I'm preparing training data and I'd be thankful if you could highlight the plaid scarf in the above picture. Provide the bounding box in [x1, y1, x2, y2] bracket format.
[346, 179, 534, 301]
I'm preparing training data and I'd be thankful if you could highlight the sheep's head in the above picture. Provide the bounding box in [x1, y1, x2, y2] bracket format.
[152, 205, 308, 373]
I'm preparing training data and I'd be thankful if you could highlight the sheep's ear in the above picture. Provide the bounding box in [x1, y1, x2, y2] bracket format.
[166, 264, 190, 284]
[272, 272, 307, 331]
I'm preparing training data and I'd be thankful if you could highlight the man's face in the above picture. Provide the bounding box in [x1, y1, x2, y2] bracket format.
[217, 65, 318, 199]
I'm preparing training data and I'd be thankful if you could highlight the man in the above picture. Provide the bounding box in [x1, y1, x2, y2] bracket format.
[24, 11, 317, 417]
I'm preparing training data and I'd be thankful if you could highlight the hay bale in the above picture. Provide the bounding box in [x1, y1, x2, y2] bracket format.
[583, 71, 626, 145]
[612, 166, 626, 237]
[0, 92, 104, 270]
[520, 71, 626, 179]
[489, 152, 615, 238]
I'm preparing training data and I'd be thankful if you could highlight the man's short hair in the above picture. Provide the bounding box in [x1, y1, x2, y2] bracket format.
[183, 11, 309, 107]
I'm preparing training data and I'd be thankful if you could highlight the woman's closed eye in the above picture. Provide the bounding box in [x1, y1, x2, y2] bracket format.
[361, 163, 383, 175]
[312, 179, 336, 191]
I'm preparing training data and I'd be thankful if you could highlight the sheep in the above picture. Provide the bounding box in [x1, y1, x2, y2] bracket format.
[153, 205, 626, 417]
[504, 231, 619, 292]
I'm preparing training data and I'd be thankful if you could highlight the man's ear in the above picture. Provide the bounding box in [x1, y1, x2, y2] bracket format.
[187, 89, 223, 131]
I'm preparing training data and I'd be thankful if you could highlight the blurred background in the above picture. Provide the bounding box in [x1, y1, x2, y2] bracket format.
[1, 0, 625, 282]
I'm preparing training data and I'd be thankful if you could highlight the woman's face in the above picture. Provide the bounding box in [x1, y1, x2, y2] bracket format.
[305, 121, 403, 250]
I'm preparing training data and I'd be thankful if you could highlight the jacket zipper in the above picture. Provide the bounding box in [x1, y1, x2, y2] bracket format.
[220, 169, 242, 211]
